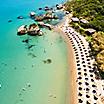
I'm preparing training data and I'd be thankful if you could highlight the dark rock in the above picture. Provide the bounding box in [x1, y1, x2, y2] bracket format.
[22, 88, 26, 91]
[27, 83, 31, 87]
[28, 45, 35, 49]
[30, 12, 36, 18]
[50, 8, 53, 10]
[28, 53, 36, 58]
[17, 16, 24, 19]
[39, 8, 42, 10]
[43, 59, 52, 64]
[56, 4, 59, 7]
[28, 23, 40, 36]
[22, 39, 29, 43]
[47, 59, 52, 64]
[43, 60, 47, 63]
[44, 6, 50, 11]
[35, 13, 58, 21]
[8, 20, 12, 22]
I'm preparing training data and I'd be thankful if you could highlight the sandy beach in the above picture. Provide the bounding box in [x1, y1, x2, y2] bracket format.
[53, 24, 78, 104]
[56, 10, 104, 104]
[53, 11, 104, 104]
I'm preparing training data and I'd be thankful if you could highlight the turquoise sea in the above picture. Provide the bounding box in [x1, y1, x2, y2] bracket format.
[0, 0, 70, 104]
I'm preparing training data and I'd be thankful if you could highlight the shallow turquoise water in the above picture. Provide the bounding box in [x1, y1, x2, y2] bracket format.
[0, 0, 70, 104]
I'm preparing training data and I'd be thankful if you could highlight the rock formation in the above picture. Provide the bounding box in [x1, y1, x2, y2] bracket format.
[30, 11, 36, 18]
[27, 23, 41, 36]
[17, 25, 27, 35]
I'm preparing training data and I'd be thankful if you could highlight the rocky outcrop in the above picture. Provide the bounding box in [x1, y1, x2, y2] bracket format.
[17, 24, 43, 36]
[35, 14, 58, 21]
[35, 16, 44, 21]
[17, 25, 27, 35]
[39, 7, 42, 10]
[30, 11, 36, 18]
[17, 16, 24, 19]
[44, 6, 50, 11]
[27, 23, 41, 36]
[29, 9, 58, 21]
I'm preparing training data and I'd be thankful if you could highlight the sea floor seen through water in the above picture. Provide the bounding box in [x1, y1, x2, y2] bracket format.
[0, 0, 70, 104]
[0, 28, 70, 104]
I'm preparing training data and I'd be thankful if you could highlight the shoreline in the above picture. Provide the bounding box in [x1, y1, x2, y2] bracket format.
[53, 24, 78, 104]
[55, 11, 104, 103]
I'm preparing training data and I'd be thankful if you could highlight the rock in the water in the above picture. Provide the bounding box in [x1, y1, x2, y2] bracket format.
[28, 45, 35, 49]
[43, 60, 47, 63]
[27, 83, 31, 87]
[43, 59, 52, 64]
[30, 11, 36, 18]
[47, 59, 52, 64]
[28, 23, 41, 36]
[28, 53, 36, 58]
[44, 6, 50, 11]
[39, 8, 42, 10]
[17, 25, 27, 35]
[17, 16, 24, 19]
[8, 20, 12, 22]
[22, 39, 29, 43]
[22, 88, 26, 91]
[35, 13, 58, 21]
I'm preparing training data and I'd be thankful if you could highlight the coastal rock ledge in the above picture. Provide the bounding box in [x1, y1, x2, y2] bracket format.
[17, 24, 43, 36]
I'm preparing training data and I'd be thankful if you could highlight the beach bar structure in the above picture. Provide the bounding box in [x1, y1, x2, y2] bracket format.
[85, 28, 96, 35]
[71, 17, 79, 22]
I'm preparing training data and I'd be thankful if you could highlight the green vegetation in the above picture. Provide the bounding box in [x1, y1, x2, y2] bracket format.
[91, 32, 104, 77]
[65, 0, 104, 78]
[86, 36, 92, 42]
[65, 0, 104, 31]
